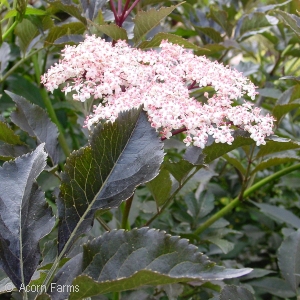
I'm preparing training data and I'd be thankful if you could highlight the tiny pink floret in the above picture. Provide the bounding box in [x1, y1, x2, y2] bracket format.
[41, 35, 274, 148]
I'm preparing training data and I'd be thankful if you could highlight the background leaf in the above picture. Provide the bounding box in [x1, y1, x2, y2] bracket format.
[8, 92, 60, 165]
[133, 4, 181, 45]
[80, 0, 106, 20]
[69, 228, 252, 299]
[58, 108, 164, 253]
[0, 144, 54, 288]
[0, 121, 23, 145]
[278, 229, 300, 292]
[146, 167, 172, 206]
[94, 24, 128, 41]
[220, 285, 255, 300]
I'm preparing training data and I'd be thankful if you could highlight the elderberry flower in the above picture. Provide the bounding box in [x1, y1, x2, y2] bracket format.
[41, 35, 274, 148]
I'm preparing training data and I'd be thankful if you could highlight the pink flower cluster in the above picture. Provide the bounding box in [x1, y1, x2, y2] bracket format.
[41, 35, 274, 148]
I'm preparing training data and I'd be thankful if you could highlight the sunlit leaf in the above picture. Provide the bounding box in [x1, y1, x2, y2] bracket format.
[0, 42, 10, 75]
[133, 4, 182, 45]
[94, 24, 128, 41]
[274, 10, 300, 38]
[146, 167, 172, 206]
[0, 121, 23, 145]
[69, 228, 252, 299]
[138, 32, 208, 51]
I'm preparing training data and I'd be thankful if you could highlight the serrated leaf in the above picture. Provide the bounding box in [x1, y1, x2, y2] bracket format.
[80, 0, 106, 20]
[251, 155, 300, 175]
[48, 1, 87, 24]
[0, 42, 10, 75]
[58, 108, 164, 253]
[15, 19, 39, 55]
[0, 144, 54, 289]
[7, 92, 60, 165]
[273, 100, 300, 123]
[94, 24, 128, 41]
[45, 22, 86, 46]
[69, 228, 252, 299]
[133, 4, 181, 45]
[164, 159, 194, 184]
[0, 144, 30, 161]
[255, 137, 300, 158]
[0, 121, 23, 145]
[138, 32, 207, 51]
[241, 268, 276, 280]
[252, 202, 300, 228]
[249, 277, 296, 298]
[194, 26, 223, 43]
[278, 229, 300, 292]
[238, 13, 274, 39]
[185, 130, 254, 165]
[274, 10, 300, 38]
[146, 168, 172, 206]
[220, 285, 254, 300]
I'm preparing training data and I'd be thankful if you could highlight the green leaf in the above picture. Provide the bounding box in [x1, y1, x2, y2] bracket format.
[94, 24, 128, 41]
[138, 32, 208, 51]
[255, 136, 300, 158]
[278, 229, 300, 292]
[45, 22, 86, 46]
[238, 13, 275, 39]
[7, 92, 60, 165]
[15, 18, 38, 55]
[220, 285, 254, 300]
[0, 144, 54, 289]
[146, 167, 172, 206]
[208, 6, 232, 36]
[48, 1, 87, 24]
[185, 191, 214, 219]
[2, 6, 48, 20]
[133, 4, 182, 45]
[206, 237, 234, 254]
[274, 10, 300, 38]
[185, 130, 254, 165]
[58, 108, 164, 253]
[194, 26, 223, 43]
[0, 144, 30, 161]
[69, 228, 252, 299]
[223, 153, 246, 175]
[164, 159, 194, 184]
[251, 155, 300, 175]
[249, 277, 296, 298]
[252, 202, 300, 228]
[0, 121, 23, 145]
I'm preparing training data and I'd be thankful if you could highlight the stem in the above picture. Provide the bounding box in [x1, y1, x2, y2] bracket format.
[40, 89, 71, 157]
[194, 163, 300, 235]
[123, 0, 141, 21]
[161, 127, 187, 141]
[0, 48, 42, 82]
[110, 0, 119, 23]
[1, 20, 18, 41]
[96, 216, 112, 231]
[119, 0, 131, 24]
[144, 167, 201, 226]
[121, 195, 134, 229]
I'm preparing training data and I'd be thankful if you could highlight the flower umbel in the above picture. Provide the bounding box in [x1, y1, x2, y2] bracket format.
[41, 35, 274, 148]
